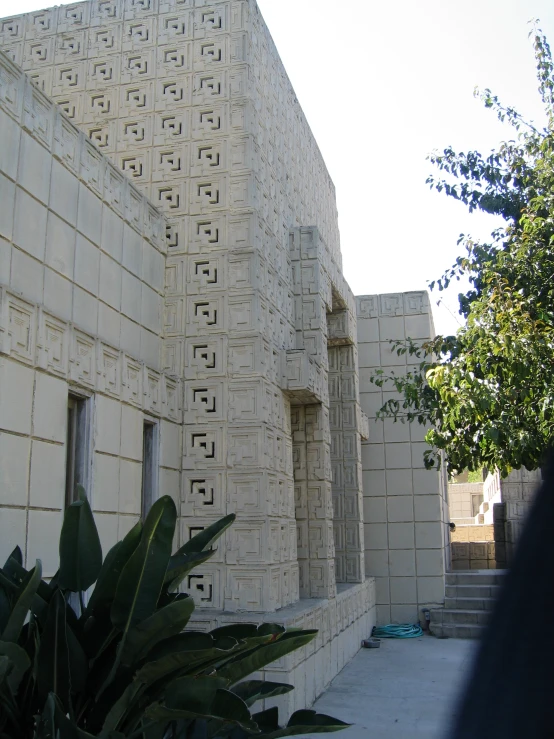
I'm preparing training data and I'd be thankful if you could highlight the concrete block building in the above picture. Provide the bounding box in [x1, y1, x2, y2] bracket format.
[0, 0, 449, 708]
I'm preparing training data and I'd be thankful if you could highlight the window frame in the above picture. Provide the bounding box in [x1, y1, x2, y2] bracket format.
[141, 417, 159, 520]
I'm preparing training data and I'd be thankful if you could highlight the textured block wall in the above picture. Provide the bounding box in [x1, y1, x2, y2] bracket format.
[356, 292, 449, 624]
[0, 0, 369, 613]
[0, 51, 182, 571]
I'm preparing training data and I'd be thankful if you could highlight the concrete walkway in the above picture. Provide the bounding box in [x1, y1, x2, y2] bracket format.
[309, 635, 477, 739]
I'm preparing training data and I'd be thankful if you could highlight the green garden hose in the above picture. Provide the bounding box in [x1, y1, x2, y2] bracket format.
[372, 623, 423, 639]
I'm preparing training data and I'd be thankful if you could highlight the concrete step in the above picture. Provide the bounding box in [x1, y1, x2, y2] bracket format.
[430, 608, 490, 627]
[430, 622, 485, 639]
[445, 584, 501, 599]
[444, 596, 496, 611]
[446, 570, 506, 586]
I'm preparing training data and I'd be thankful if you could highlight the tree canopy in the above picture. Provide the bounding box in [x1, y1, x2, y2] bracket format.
[373, 27, 554, 477]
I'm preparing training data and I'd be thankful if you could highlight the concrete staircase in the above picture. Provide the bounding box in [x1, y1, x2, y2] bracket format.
[429, 570, 506, 639]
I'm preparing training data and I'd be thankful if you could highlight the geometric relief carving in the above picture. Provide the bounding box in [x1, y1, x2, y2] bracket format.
[121, 51, 155, 84]
[26, 9, 55, 38]
[37, 312, 68, 376]
[227, 428, 263, 468]
[191, 140, 225, 175]
[192, 106, 226, 137]
[228, 473, 266, 515]
[98, 345, 121, 397]
[189, 215, 225, 250]
[185, 381, 223, 422]
[379, 293, 403, 317]
[88, 58, 120, 89]
[69, 331, 96, 387]
[163, 297, 184, 335]
[181, 471, 224, 516]
[155, 77, 190, 109]
[227, 521, 265, 564]
[157, 45, 191, 78]
[184, 337, 225, 379]
[184, 427, 220, 467]
[158, 14, 191, 45]
[194, 7, 227, 37]
[152, 145, 188, 180]
[187, 257, 221, 292]
[122, 356, 142, 406]
[187, 571, 218, 608]
[225, 570, 265, 611]
[7, 296, 35, 363]
[186, 296, 225, 335]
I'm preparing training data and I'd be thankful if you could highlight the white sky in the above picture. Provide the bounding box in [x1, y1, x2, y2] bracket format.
[1, 0, 553, 333]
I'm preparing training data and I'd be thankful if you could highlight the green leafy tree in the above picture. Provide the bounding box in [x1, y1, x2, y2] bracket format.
[0, 488, 349, 739]
[373, 27, 554, 477]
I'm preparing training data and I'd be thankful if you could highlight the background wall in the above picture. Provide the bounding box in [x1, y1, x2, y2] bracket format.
[0, 53, 182, 574]
[356, 292, 449, 624]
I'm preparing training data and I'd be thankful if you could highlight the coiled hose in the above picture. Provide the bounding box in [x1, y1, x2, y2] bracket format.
[372, 623, 423, 639]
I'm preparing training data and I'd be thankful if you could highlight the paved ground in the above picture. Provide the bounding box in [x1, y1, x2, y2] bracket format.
[309, 635, 477, 739]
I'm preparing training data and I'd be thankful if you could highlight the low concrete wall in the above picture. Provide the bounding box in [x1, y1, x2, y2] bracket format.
[451, 524, 496, 570]
[189, 579, 376, 719]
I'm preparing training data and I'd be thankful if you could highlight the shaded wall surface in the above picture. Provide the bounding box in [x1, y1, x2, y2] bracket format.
[356, 292, 449, 624]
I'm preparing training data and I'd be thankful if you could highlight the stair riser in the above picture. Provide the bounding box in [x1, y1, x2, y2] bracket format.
[445, 585, 501, 599]
[440, 611, 490, 625]
[444, 598, 495, 611]
[446, 572, 505, 586]
[430, 624, 485, 639]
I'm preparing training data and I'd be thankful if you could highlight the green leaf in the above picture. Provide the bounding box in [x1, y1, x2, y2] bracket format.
[1, 560, 42, 643]
[174, 514, 235, 556]
[232, 680, 294, 707]
[99, 497, 176, 698]
[59, 486, 103, 592]
[3, 546, 22, 569]
[102, 679, 146, 733]
[111, 496, 176, 631]
[37, 591, 71, 711]
[259, 710, 351, 739]
[163, 550, 215, 593]
[145, 678, 258, 732]
[0, 641, 31, 693]
[120, 596, 195, 666]
[86, 521, 143, 614]
[217, 631, 318, 686]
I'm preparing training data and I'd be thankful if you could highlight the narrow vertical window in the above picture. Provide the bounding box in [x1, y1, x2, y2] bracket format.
[142, 420, 158, 519]
[66, 394, 91, 506]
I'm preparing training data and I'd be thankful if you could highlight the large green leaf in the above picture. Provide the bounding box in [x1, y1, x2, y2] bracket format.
[262, 709, 351, 738]
[1, 560, 42, 643]
[145, 677, 258, 732]
[232, 680, 294, 707]
[163, 550, 215, 593]
[37, 591, 71, 711]
[101, 678, 146, 733]
[0, 641, 31, 693]
[174, 514, 235, 556]
[67, 623, 88, 695]
[217, 631, 318, 686]
[59, 486, 103, 592]
[3, 547, 22, 568]
[86, 521, 142, 614]
[35, 692, 113, 739]
[0, 584, 10, 635]
[3, 554, 52, 608]
[120, 596, 195, 667]
[211, 624, 285, 640]
[111, 496, 176, 632]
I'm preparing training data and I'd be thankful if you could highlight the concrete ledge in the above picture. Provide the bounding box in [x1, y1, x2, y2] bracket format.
[188, 579, 376, 718]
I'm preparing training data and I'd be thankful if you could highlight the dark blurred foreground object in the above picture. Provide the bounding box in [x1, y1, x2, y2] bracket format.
[449, 457, 554, 739]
